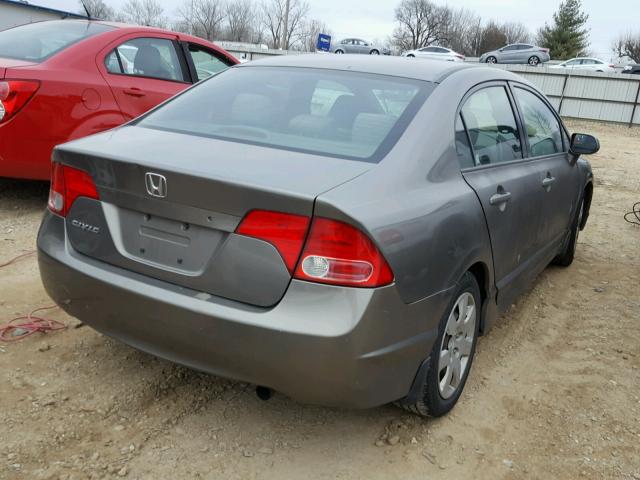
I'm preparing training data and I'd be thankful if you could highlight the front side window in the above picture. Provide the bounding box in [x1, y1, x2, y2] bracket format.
[513, 88, 563, 156]
[188, 44, 230, 81]
[105, 37, 185, 82]
[0, 21, 113, 62]
[460, 86, 523, 166]
[137, 67, 431, 162]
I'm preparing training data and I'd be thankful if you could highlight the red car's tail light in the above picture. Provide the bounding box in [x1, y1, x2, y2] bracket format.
[236, 210, 311, 273]
[48, 163, 99, 217]
[293, 217, 394, 287]
[0, 80, 40, 124]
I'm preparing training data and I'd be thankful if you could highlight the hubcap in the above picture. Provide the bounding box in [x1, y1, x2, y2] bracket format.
[438, 292, 476, 399]
[529, 57, 539, 65]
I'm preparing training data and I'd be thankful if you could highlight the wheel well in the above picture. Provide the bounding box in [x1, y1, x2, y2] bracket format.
[467, 262, 490, 333]
[580, 182, 593, 230]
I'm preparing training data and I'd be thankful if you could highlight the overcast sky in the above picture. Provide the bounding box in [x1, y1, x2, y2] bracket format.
[47, 0, 635, 59]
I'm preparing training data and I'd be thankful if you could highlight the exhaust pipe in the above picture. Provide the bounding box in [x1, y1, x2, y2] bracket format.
[256, 386, 272, 401]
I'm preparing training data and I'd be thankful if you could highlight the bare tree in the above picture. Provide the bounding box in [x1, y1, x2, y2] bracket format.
[478, 20, 507, 54]
[502, 22, 531, 44]
[260, 0, 309, 49]
[177, 0, 226, 40]
[391, 0, 450, 52]
[77, 0, 116, 20]
[441, 7, 482, 56]
[121, 0, 167, 28]
[613, 32, 640, 63]
[224, 0, 255, 42]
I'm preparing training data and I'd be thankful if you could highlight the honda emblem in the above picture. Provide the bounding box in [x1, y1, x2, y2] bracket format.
[145, 172, 167, 198]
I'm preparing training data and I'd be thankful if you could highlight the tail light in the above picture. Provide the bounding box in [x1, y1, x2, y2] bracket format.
[48, 163, 99, 217]
[0, 80, 40, 124]
[236, 211, 394, 287]
[293, 217, 393, 287]
[236, 210, 311, 273]
[609, 64, 615, 68]
[455, 54, 465, 60]
[540, 48, 550, 53]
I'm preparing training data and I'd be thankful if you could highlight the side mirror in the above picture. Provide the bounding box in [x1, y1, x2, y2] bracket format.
[569, 133, 600, 164]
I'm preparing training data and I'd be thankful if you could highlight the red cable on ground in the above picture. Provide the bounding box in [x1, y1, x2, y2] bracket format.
[0, 306, 65, 342]
[0, 250, 36, 268]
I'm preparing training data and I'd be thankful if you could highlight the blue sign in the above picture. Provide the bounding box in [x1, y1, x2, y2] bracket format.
[316, 33, 331, 52]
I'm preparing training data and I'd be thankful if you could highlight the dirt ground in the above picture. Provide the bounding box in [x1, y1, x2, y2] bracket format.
[0, 120, 639, 480]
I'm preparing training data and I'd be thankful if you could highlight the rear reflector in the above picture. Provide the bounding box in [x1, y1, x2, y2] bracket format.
[293, 217, 394, 287]
[48, 163, 99, 217]
[236, 210, 310, 273]
[0, 80, 39, 124]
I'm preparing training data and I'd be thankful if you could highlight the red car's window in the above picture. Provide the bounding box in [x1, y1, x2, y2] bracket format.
[105, 37, 186, 83]
[0, 20, 113, 63]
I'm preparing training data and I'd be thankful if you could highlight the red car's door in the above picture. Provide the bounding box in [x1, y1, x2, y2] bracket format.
[97, 33, 190, 120]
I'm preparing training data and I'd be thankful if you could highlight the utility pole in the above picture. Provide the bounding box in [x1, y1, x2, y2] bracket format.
[281, 0, 290, 50]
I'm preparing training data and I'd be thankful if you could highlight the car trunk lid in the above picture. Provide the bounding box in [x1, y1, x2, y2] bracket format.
[0, 57, 37, 78]
[54, 125, 372, 307]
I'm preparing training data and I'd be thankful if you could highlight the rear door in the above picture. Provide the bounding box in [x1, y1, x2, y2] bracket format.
[510, 84, 581, 254]
[99, 35, 190, 120]
[458, 83, 548, 309]
[181, 42, 233, 82]
[500, 45, 520, 63]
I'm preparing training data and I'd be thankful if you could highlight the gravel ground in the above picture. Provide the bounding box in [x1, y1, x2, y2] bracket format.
[0, 120, 639, 480]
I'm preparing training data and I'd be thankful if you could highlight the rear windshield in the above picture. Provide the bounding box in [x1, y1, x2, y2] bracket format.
[0, 21, 113, 62]
[137, 66, 432, 162]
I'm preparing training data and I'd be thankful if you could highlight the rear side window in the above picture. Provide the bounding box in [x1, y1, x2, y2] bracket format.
[455, 114, 474, 169]
[513, 88, 563, 156]
[0, 21, 113, 62]
[461, 86, 523, 166]
[105, 37, 186, 82]
[137, 66, 432, 162]
[188, 44, 230, 81]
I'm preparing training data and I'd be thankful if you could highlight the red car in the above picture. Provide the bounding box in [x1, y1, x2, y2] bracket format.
[0, 20, 238, 180]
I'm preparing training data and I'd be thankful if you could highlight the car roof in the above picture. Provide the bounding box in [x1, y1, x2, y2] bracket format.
[237, 54, 475, 83]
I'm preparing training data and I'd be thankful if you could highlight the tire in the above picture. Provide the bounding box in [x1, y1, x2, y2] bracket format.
[407, 54, 415, 58]
[370, 49, 380, 55]
[486, 56, 497, 64]
[553, 198, 584, 267]
[528, 55, 540, 66]
[396, 272, 481, 417]
[335, 49, 344, 54]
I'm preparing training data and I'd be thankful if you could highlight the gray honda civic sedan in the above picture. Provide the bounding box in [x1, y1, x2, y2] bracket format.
[38, 55, 599, 417]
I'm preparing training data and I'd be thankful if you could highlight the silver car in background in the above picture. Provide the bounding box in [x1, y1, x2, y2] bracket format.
[402, 46, 465, 62]
[550, 57, 616, 73]
[333, 38, 390, 55]
[480, 43, 551, 66]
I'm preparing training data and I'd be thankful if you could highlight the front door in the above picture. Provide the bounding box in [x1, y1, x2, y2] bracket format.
[458, 84, 548, 309]
[99, 35, 190, 120]
[511, 84, 582, 254]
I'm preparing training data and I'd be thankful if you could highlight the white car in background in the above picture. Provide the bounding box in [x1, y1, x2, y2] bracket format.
[402, 46, 465, 62]
[550, 58, 616, 73]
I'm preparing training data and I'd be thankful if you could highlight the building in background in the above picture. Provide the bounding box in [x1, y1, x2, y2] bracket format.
[0, 0, 85, 31]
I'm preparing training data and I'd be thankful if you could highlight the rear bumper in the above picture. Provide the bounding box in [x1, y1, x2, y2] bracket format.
[38, 211, 452, 408]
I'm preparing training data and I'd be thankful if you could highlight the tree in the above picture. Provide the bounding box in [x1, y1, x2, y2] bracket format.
[478, 20, 507, 54]
[391, 0, 449, 52]
[441, 7, 482, 56]
[77, 0, 115, 20]
[298, 19, 331, 52]
[120, 0, 167, 28]
[502, 22, 531, 44]
[613, 32, 640, 63]
[177, 0, 226, 41]
[223, 0, 258, 42]
[536, 0, 589, 60]
[260, 0, 309, 49]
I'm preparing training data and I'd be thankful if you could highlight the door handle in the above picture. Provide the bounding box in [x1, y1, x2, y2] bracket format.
[123, 87, 146, 97]
[489, 191, 512, 206]
[542, 176, 556, 188]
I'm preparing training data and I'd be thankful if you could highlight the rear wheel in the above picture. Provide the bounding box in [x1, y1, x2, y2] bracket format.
[553, 198, 584, 267]
[335, 49, 344, 54]
[407, 54, 415, 58]
[396, 272, 480, 417]
[370, 49, 380, 55]
[486, 56, 497, 64]
[528, 55, 541, 66]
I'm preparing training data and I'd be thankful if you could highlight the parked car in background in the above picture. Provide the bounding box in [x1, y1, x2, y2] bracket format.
[333, 38, 390, 55]
[0, 20, 237, 180]
[622, 64, 640, 74]
[479, 43, 550, 66]
[39, 54, 599, 418]
[550, 58, 615, 73]
[402, 46, 465, 62]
